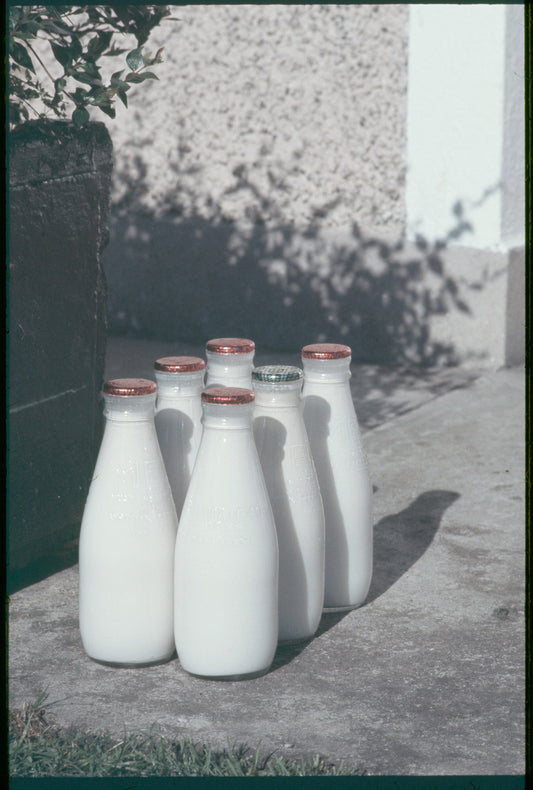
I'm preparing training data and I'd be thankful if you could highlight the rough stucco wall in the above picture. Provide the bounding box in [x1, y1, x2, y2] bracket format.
[98, 3, 521, 367]
[108, 4, 408, 232]
[502, 4, 526, 248]
[102, 4, 429, 361]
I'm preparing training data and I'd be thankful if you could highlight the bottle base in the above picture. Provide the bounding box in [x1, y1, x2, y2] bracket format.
[322, 601, 366, 613]
[278, 635, 314, 646]
[88, 651, 176, 668]
[184, 666, 271, 681]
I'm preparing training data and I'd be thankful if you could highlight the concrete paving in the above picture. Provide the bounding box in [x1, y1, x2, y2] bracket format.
[8, 338, 525, 776]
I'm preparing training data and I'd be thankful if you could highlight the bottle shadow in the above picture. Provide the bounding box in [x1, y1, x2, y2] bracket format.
[253, 415, 313, 640]
[154, 408, 195, 518]
[302, 395, 351, 604]
[366, 489, 460, 604]
[270, 610, 351, 672]
[270, 488, 459, 671]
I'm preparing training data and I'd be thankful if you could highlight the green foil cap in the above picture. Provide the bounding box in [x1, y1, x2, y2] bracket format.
[252, 365, 303, 383]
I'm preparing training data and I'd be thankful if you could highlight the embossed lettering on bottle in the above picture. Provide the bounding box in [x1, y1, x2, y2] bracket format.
[79, 378, 178, 666]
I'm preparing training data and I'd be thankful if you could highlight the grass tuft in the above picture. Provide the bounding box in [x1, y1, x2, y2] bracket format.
[9, 694, 363, 777]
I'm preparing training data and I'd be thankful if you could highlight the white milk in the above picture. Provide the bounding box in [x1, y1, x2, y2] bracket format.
[174, 387, 278, 679]
[205, 337, 255, 388]
[154, 356, 205, 517]
[252, 365, 325, 642]
[79, 379, 178, 665]
[301, 345, 373, 609]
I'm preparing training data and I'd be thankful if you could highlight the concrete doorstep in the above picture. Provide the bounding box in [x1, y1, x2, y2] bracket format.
[8, 343, 525, 776]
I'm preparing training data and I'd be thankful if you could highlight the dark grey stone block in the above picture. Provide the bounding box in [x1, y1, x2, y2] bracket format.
[8, 120, 113, 589]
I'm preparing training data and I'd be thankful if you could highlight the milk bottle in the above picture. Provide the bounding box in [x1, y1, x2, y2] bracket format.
[252, 365, 325, 642]
[174, 387, 278, 679]
[79, 378, 178, 665]
[154, 356, 205, 517]
[205, 337, 255, 388]
[301, 344, 373, 609]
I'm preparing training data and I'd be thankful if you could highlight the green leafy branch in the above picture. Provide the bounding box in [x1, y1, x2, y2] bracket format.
[8, 5, 176, 129]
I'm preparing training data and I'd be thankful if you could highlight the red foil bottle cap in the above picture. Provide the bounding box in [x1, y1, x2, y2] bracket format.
[104, 378, 157, 396]
[301, 343, 352, 360]
[206, 337, 255, 354]
[201, 387, 255, 405]
[154, 356, 206, 372]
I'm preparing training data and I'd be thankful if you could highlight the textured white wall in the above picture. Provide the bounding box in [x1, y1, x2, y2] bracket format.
[406, 4, 525, 252]
[96, 3, 524, 367]
[502, 4, 526, 248]
[108, 4, 409, 234]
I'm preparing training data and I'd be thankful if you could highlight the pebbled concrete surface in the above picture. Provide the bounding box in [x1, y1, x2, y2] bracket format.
[8, 339, 525, 776]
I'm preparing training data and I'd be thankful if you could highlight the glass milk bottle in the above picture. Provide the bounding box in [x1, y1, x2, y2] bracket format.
[174, 387, 278, 679]
[205, 337, 255, 388]
[301, 344, 373, 609]
[154, 356, 205, 517]
[79, 378, 178, 665]
[252, 365, 325, 643]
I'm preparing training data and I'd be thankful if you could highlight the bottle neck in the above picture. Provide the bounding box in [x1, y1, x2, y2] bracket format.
[201, 401, 254, 430]
[154, 370, 205, 397]
[206, 352, 254, 384]
[103, 392, 156, 422]
[252, 380, 302, 407]
[302, 357, 352, 384]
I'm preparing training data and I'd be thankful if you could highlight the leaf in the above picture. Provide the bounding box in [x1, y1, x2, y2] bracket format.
[88, 86, 110, 102]
[86, 34, 101, 56]
[72, 107, 90, 129]
[87, 30, 113, 58]
[126, 48, 143, 71]
[105, 46, 129, 57]
[125, 72, 158, 83]
[98, 104, 116, 119]
[80, 61, 101, 78]
[40, 19, 73, 36]
[111, 70, 129, 90]
[72, 72, 99, 86]
[110, 73, 129, 90]
[10, 42, 35, 72]
[51, 42, 72, 68]
[18, 20, 41, 36]
[70, 34, 83, 60]
[73, 87, 89, 103]
[98, 30, 113, 49]
[47, 7, 64, 21]
[9, 7, 22, 28]
[117, 89, 128, 108]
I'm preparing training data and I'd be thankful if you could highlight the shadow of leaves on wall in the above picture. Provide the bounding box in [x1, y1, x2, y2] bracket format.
[104, 151, 489, 367]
